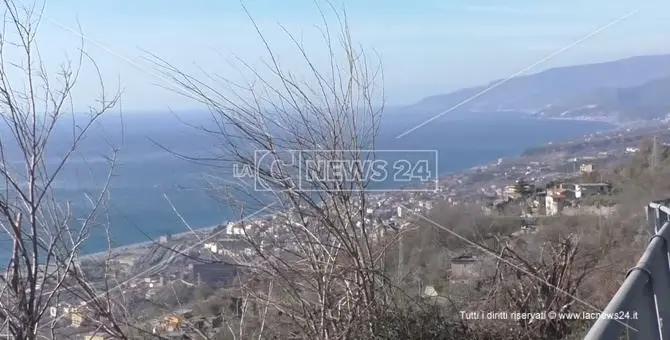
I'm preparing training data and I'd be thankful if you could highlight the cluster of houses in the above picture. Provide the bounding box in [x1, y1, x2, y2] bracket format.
[544, 182, 613, 215]
[150, 308, 227, 339]
[489, 176, 613, 217]
[200, 192, 439, 261]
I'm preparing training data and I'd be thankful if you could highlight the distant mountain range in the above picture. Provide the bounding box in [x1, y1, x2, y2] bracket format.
[405, 54, 670, 122]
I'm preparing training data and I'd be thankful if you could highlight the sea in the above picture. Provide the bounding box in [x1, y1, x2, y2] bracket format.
[0, 110, 613, 263]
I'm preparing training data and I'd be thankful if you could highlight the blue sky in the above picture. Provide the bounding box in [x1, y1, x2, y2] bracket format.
[34, 0, 669, 111]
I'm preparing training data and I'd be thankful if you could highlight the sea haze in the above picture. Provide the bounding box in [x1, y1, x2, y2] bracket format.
[0, 110, 612, 260]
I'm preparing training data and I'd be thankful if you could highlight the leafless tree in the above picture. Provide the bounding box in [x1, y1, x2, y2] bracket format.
[146, 2, 420, 339]
[450, 212, 643, 340]
[142, 2, 658, 339]
[0, 1, 131, 339]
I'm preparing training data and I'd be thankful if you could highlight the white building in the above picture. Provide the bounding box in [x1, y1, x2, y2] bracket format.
[225, 222, 245, 235]
[545, 192, 565, 216]
[204, 242, 222, 254]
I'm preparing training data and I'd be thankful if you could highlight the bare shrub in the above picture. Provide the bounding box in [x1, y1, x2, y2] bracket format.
[147, 3, 408, 339]
[0, 1, 135, 339]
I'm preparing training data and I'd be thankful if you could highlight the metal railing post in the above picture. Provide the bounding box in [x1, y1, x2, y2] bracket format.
[650, 237, 670, 339]
[576, 200, 670, 339]
[584, 202, 670, 340]
[653, 203, 670, 339]
[660, 206, 670, 340]
[658, 207, 670, 229]
[625, 223, 665, 340]
[628, 274, 661, 340]
[649, 204, 660, 234]
[584, 270, 648, 339]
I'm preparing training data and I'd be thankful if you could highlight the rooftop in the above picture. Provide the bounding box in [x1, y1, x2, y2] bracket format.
[451, 255, 476, 264]
[578, 182, 610, 187]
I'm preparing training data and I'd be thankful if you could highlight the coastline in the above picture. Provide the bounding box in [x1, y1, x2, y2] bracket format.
[4, 114, 626, 264]
[80, 225, 220, 262]
[523, 114, 657, 132]
[78, 131, 604, 260]
[518, 112, 622, 126]
[479, 109, 624, 126]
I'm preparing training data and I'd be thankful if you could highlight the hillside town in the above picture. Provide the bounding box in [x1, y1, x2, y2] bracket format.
[38, 120, 666, 339]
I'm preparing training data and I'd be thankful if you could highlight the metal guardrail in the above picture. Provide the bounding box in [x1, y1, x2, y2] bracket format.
[584, 200, 670, 339]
